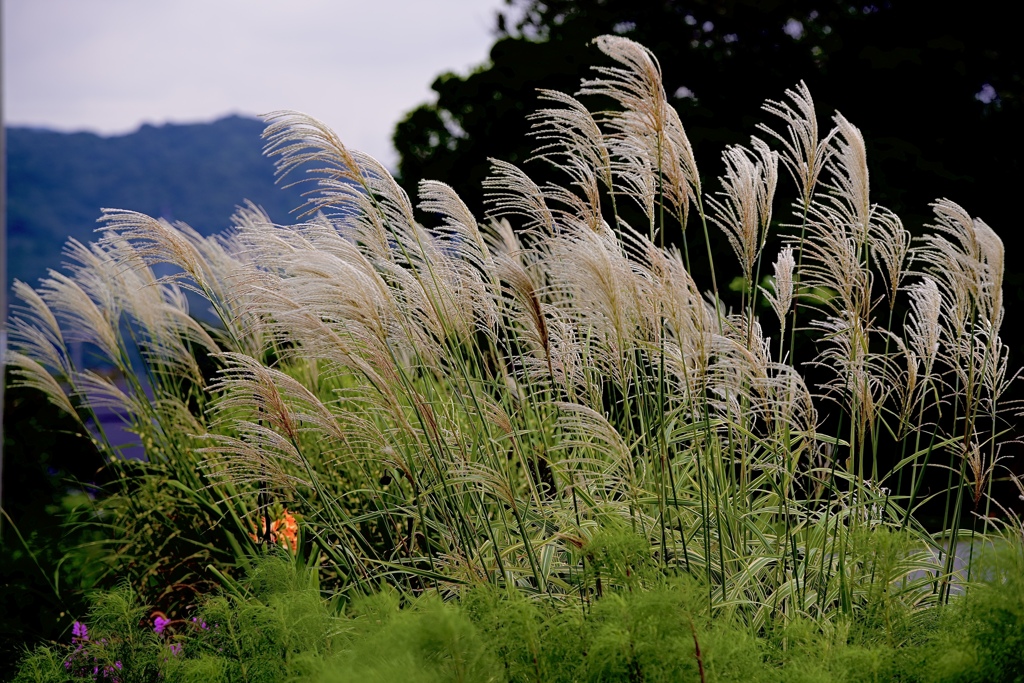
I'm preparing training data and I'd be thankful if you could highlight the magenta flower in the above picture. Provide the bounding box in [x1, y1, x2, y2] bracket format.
[153, 615, 170, 635]
[72, 621, 88, 640]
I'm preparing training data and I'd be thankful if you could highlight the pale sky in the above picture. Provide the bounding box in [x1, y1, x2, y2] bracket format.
[2, 0, 507, 167]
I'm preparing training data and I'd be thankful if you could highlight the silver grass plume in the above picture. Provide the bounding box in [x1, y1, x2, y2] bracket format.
[767, 365, 818, 446]
[419, 180, 493, 272]
[793, 202, 870, 317]
[5, 351, 79, 420]
[758, 81, 835, 207]
[581, 35, 700, 226]
[707, 139, 780, 286]
[418, 179, 500, 333]
[9, 280, 72, 376]
[530, 89, 613, 189]
[915, 199, 1003, 349]
[483, 159, 555, 237]
[263, 111, 416, 230]
[34, 270, 121, 369]
[207, 352, 344, 445]
[974, 217, 1004, 328]
[868, 205, 910, 308]
[826, 113, 871, 244]
[529, 89, 613, 230]
[760, 246, 795, 327]
[907, 277, 941, 380]
[98, 211, 214, 298]
[809, 311, 882, 437]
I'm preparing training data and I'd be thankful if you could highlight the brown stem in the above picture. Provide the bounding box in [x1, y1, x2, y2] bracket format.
[688, 617, 707, 683]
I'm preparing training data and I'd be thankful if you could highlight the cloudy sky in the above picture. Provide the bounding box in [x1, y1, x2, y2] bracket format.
[3, 0, 506, 167]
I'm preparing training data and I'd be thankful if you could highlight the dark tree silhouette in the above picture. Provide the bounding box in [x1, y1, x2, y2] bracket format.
[395, 0, 1022, 313]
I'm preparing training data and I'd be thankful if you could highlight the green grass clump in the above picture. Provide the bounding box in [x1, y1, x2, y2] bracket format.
[14, 547, 1024, 682]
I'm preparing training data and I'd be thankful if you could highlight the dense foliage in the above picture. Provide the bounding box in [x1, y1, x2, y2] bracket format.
[14, 549, 1024, 682]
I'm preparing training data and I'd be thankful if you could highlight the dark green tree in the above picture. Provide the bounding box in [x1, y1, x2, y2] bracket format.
[394, 0, 1022, 268]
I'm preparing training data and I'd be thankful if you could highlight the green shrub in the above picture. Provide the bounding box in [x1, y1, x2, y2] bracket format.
[19, 550, 1024, 682]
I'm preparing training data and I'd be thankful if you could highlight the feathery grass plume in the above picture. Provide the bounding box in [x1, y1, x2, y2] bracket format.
[34, 269, 122, 368]
[977, 320, 1015, 410]
[71, 369, 150, 422]
[796, 202, 870, 318]
[96, 210, 263, 360]
[889, 334, 921, 434]
[707, 139, 779, 289]
[766, 364, 818, 445]
[529, 89, 614, 193]
[581, 35, 700, 230]
[200, 423, 311, 493]
[8, 280, 72, 376]
[263, 110, 414, 226]
[973, 217, 1005, 327]
[98, 211, 212, 294]
[551, 401, 638, 505]
[757, 81, 835, 208]
[915, 200, 1011, 420]
[492, 246, 554, 380]
[962, 438, 1001, 510]
[193, 201, 272, 356]
[808, 311, 882, 446]
[906, 277, 941, 380]
[99, 242, 219, 388]
[825, 113, 871, 245]
[915, 199, 987, 336]
[527, 91, 610, 233]
[648, 245, 715, 400]
[263, 111, 423, 274]
[868, 205, 910, 308]
[418, 180, 493, 273]
[207, 352, 343, 445]
[547, 222, 651, 385]
[4, 351, 80, 420]
[707, 326, 770, 431]
[237, 222, 393, 348]
[482, 158, 556, 238]
[761, 246, 795, 328]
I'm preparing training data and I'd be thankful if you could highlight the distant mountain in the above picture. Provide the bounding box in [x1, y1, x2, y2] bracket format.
[5, 115, 309, 289]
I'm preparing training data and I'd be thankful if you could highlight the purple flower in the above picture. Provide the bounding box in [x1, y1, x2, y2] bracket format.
[72, 621, 88, 640]
[169, 642, 183, 657]
[153, 615, 170, 635]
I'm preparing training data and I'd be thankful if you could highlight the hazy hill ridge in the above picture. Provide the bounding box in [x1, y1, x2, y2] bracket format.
[5, 115, 308, 289]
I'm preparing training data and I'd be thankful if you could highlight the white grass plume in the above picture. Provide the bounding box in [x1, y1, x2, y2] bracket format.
[581, 35, 700, 227]
[761, 246, 795, 327]
[758, 81, 835, 206]
[707, 139, 779, 286]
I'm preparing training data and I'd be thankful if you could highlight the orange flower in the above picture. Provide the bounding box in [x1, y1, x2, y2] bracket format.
[250, 509, 299, 553]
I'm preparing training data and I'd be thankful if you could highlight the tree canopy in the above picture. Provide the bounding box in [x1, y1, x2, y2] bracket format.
[394, 0, 1023, 352]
